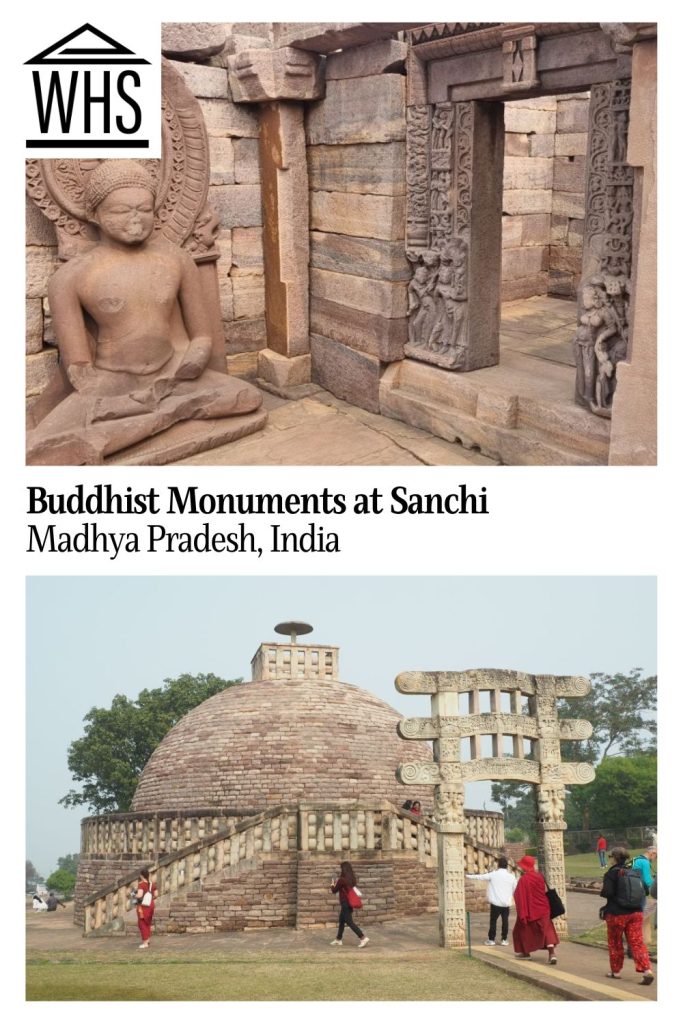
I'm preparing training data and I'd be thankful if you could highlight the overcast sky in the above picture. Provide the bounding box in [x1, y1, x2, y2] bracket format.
[26, 575, 656, 876]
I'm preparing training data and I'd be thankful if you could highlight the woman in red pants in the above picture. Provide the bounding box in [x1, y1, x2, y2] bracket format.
[601, 847, 654, 984]
[135, 867, 158, 950]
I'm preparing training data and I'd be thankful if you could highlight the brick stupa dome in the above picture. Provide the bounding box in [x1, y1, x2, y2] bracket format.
[131, 635, 434, 812]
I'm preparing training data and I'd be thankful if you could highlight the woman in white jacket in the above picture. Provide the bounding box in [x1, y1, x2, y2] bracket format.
[466, 855, 517, 946]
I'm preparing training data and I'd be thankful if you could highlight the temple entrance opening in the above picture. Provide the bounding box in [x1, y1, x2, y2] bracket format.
[500, 94, 589, 375]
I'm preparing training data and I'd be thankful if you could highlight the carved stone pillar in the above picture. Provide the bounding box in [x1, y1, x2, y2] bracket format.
[405, 99, 504, 372]
[608, 38, 657, 464]
[437, 812, 467, 947]
[229, 48, 324, 391]
[433, 689, 467, 948]
[530, 684, 568, 938]
[574, 79, 634, 419]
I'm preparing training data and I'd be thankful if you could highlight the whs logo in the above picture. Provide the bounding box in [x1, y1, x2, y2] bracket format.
[24, 23, 160, 156]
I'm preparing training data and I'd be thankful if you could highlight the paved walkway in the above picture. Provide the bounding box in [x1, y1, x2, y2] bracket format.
[27, 890, 655, 1001]
[177, 296, 576, 467]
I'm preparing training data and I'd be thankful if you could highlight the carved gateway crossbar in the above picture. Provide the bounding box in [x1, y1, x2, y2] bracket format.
[403, 22, 645, 419]
[396, 668, 595, 947]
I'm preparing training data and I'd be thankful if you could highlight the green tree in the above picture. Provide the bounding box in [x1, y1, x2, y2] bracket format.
[60, 673, 240, 813]
[566, 755, 656, 831]
[558, 669, 657, 765]
[26, 860, 42, 889]
[45, 868, 76, 899]
[57, 853, 79, 875]
[492, 670, 656, 830]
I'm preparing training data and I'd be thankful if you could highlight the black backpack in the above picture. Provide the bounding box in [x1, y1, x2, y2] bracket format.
[615, 865, 646, 911]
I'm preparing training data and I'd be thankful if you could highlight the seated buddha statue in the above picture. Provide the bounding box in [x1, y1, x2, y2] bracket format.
[27, 160, 263, 464]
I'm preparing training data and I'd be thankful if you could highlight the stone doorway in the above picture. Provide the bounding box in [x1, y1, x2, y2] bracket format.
[393, 24, 646, 464]
[500, 93, 589, 377]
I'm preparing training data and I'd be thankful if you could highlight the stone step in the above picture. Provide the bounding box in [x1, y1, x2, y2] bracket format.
[379, 359, 609, 466]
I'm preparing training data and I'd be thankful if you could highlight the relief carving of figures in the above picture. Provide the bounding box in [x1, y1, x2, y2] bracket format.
[406, 105, 431, 249]
[578, 80, 633, 418]
[434, 784, 466, 829]
[536, 785, 566, 825]
[406, 240, 468, 368]
[404, 98, 474, 371]
[573, 273, 630, 417]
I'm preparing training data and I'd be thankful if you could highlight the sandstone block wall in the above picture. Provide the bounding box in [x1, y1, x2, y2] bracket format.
[549, 96, 589, 296]
[306, 43, 410, 413]
[502, 94, 588, 302]
[167, 56, 265, 379]
[296, 852, 437, 928]
[139, 851, 440, 934]
[156, 856, 297, 933]
[502, 97, 555, 302]
[74, 855, 136, 928]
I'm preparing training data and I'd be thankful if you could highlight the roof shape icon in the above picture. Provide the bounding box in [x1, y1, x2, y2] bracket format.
[25, 23, 150, 64]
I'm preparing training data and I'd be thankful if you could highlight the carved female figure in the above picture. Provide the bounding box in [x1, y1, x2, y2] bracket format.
[407, 250, 440, 350]
[429, 248, 467, 358]
[573, 283, 607, 411]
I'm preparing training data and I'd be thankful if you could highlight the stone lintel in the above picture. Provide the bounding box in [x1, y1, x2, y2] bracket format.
[600, 22, 657, 53]
[426, 27, 628, 104]
[273, 23, 426, 54]
[326, 38, 407, 80]
[396, 669, 590, 697]
[229, 48, 324, 103]
[161, 23, 227, 62]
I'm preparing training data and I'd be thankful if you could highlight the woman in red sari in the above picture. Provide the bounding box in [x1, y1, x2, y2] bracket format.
[512, 855, 558, 963]
[135, 867, 158, 950]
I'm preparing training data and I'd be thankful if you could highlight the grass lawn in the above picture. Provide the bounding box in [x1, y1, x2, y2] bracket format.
[564, 849, 646, 879]
[26, 949, 562, 1001]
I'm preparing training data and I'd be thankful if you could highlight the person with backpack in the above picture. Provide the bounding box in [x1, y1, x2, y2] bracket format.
[632, 847, 656, 944]
[600, 846, 654, 984]
[329, 861, 369, 948]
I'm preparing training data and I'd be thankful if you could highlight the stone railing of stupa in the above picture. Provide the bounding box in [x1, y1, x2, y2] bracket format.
[81, 803, 504, 860]
[82, 801, 505, 935]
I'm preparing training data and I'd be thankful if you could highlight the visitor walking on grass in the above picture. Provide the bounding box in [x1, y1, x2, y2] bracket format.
[512, 855, 559, 964]
[597, 834, 608, 868]
[466, 855, 517, 945]
[135, 867, 158, 950]
[330, 861, 369, 948]
[601, 847, 654, 984]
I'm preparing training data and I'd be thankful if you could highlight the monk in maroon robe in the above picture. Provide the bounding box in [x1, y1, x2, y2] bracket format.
[512, 855, 559, 963]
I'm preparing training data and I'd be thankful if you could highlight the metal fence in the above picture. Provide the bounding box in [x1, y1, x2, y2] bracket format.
[564, 825, 657, 854]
